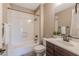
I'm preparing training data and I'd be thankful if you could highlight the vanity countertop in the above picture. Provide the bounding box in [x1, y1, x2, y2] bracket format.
[43, 37, 79, 55]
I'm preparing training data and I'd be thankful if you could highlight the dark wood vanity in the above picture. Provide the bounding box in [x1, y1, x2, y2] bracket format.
[46, 41, 78, 56]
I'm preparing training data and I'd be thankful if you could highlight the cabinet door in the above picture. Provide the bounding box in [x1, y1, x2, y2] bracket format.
[54, 45, 77, 56]
[46, 41, 54, 56]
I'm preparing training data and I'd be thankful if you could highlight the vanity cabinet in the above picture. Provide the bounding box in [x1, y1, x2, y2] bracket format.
[46, 41, 55, 56]
[46, 41, 77, 56]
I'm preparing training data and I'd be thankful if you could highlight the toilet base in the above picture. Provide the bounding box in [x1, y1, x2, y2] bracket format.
[35, 50, 45, 56]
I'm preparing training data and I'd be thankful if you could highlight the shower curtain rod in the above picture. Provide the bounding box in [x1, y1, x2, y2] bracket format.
[8, 7, 34, 15]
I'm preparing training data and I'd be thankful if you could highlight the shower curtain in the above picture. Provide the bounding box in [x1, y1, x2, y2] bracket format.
[7, 9, 35, 56]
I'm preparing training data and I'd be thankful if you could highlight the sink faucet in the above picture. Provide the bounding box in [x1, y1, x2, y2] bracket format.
[62, 34, 70, 42]
[62, 26, 70, 42]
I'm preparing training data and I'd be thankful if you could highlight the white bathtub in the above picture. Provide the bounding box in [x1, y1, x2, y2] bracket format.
[8, 40, 35, 56]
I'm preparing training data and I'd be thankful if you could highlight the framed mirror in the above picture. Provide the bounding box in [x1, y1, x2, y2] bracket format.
[55, 3, 79, 38]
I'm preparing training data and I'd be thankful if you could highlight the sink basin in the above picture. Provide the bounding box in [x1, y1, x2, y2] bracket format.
[56, 40, 74, 47]
[46, 38, 78, 47]
[71, 39, 79, 43]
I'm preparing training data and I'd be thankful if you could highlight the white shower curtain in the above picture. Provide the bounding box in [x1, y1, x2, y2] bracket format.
[7, 9, 35, 56]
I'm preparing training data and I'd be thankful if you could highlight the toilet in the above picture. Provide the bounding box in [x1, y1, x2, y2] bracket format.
[33, 38, 46, 56]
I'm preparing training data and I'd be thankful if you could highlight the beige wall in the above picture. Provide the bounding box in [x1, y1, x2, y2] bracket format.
[40, 4, 44, 39]
[3, 3, 10, 23]
[34, 4, 44, 42]
[43, 3, 55, 37]
[0, 3, 3, 48]
[34, 7, 40, 43]
[0, 3, 10, 48]
[56, 7, 73, 27]
[34, 7, 40, 16]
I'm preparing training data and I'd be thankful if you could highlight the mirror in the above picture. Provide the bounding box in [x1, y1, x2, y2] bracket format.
[55, 3, 79, 38]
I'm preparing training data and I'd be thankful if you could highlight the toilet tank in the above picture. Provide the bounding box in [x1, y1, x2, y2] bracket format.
[42, 38, 46, 46]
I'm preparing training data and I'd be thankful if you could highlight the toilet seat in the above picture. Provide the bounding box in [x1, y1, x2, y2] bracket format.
[34, 45, 45, 51]
[34, 45, 45, 54]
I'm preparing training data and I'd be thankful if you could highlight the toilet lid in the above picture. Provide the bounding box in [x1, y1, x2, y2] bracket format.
[34, 45, 45, 51]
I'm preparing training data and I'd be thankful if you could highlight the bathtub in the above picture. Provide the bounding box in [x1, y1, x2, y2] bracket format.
[8, 40, 35, 56]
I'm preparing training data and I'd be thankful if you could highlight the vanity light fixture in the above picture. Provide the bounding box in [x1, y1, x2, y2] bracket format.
[27, 19, 32, 23]
[55, 3, 63, 7]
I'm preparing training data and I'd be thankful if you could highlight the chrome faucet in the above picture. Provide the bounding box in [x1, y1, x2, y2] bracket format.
[62, 34, 70, 42]
[62, 26, 70, 42]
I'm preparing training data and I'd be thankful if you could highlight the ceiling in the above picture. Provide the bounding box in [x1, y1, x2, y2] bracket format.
[13, 3, 75, 13]
[14, 3, 40, 10]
